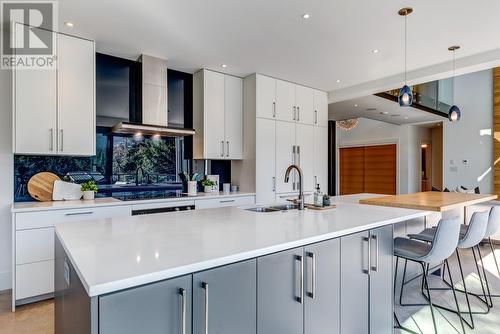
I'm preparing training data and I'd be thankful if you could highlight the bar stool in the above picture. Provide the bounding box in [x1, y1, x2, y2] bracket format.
[394, 217, 464, 334]
[408, 211, 490, 329]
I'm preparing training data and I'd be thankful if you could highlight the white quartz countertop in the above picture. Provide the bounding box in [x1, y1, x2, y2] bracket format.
[55, 200, 429, 297]
[11, 192, 255, 213]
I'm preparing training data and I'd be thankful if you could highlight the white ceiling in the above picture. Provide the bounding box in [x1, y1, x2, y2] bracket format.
[329, 95, 445, 125]
[58, 0, 500, 93]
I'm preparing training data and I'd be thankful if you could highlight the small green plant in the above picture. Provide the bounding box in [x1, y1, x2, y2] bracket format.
[81, 181, 99, 193]
[201, 179, 216, 187]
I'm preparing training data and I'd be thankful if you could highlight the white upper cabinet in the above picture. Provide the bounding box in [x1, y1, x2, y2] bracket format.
[314, 126, 329, 192]
[295, 85, 314, 125]
[296, 124, 315, 192]
[255, 118, 276, 204]
[275, 121, 296, 193]
[57, 34, 95, 156]
[256, 75, 276, 119]
[313, 89, 329, 127]
[13, 30, 95, 156]
[225, 75, 243, 159]
[193, 69, 243, 160]
[203, 70, 225, 159]
[275, 79, 296, 123]
[14, 28, 57, 155]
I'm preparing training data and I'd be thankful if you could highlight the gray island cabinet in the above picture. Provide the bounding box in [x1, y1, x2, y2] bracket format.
[53, 203, 428, 334]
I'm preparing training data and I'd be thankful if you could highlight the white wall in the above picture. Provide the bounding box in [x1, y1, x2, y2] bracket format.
[0, 67, 13, 291]
[336, 118, 430, 194]
[443, 69, 493, 193]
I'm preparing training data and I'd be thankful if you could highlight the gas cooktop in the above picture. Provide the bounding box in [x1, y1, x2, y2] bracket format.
[113, 190, 190, 201]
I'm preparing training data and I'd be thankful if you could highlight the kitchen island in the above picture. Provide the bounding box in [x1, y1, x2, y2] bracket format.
[54, 200, 429, 334]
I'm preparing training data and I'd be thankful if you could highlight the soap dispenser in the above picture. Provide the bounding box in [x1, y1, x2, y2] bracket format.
[314, 184, 323, 207]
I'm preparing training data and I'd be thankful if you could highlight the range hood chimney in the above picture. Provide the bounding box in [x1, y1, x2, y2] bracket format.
[112, 54, 195, 137]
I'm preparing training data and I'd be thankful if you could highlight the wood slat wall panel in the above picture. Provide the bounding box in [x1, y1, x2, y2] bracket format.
[339, 144, 396, 195]
[339, 147, 364, 195]
[494, 68, 500, 198]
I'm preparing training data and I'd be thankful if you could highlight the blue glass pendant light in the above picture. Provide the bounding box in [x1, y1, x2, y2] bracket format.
[398, 8, 413, 107]
[448, 46, 461, 122]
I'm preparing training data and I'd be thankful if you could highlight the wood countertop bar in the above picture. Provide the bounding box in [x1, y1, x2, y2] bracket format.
[359, 192, 498, 212]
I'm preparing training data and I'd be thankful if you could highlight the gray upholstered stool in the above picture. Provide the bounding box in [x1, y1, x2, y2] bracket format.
[394, 217, 464, 334]
[408, 211, 490, 329]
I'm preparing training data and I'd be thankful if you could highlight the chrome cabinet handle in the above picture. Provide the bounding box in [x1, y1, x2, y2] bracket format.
[219, 199, 235, 203]
[306, 252, 316, 299]
[371, 234, 379, 272]
[221, 141, 224, 157]
[297, 107, 300, 121]
[49, 129, 54, 151]
[65, 211, 94, 216]
[226, 141, 229, 157]
[272, 101, 276, 118]
[314, 110, 318, 124]
[272, 177, 276, 192]
[362, 236, 370, 275]
[179, 288, 187, 334]
[293, 106, 296, 120]
[295, 255, 304, 303]
[202, 282, 208, 334]
[60, 129, 64, 152]
[297, 146, 301, 166]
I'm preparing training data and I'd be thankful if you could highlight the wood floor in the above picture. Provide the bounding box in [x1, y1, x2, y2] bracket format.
[0, 244, 499, 334]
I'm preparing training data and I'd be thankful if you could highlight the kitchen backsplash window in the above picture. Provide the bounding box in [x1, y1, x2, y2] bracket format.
[14, 130, 181, 202]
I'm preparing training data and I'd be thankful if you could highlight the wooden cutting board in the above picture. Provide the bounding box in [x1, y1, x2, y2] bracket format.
[27, 172, 61, 202]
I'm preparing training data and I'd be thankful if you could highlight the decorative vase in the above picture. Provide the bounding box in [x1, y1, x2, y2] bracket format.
[188, 181, 198, 196]
[82, 191, 95, 200]
[204, 186, 212, 193]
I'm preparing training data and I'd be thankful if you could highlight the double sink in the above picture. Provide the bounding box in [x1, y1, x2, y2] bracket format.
[245, 203, 298, 213]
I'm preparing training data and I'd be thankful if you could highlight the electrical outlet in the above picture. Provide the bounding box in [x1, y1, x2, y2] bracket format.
[450, 166, 458, 172]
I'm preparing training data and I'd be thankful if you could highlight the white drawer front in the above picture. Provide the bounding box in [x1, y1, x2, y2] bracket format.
[195, 195, 255, 209]
[16, 260, 54, 300]
[16, 205, 132, 230]
[16, 228, 54, 264]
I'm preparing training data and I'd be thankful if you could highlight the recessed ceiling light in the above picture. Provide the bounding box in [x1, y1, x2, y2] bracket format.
[64, 21, 74, 28]
[354, 104, 358, 107]
[336, 79, 341, 83]
[221, 64, 227, 68]
[404, 116, 409, 120]
[372, 49, 379, 54]
[380, 111, 389, 115]
[301, 13, 311, 19]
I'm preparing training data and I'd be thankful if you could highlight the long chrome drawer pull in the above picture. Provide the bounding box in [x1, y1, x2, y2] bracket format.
[179, 288, 186, 334]
[202, 282, 208, 334]
[65, 211, 94, 216]
[306, 252, 316, 299]
[295, 255, 304, 303]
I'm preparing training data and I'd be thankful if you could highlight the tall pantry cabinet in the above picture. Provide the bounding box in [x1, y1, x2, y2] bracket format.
[232, 74, 329, 204]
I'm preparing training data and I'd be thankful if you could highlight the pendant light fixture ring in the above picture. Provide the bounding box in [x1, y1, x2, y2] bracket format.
[448, 45, 460, 52]
[398, 7, 413, 16]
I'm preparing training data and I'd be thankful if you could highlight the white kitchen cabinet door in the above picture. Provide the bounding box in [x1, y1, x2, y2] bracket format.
[224, 75, 243, 159]
[14, 28, 57, 155]
[256, 118, 276, 204]
[314, 126, 329, 193]
[204, 70, 226, 159]
[275, 121, 296, 193]
[57, 34, 95, 156]
[275, 79, 296, 122]
[256, 75, 276, 119]
[295, 85, 314, 125]
[296, 124, 315, 192]
[313, 89, 329, 127]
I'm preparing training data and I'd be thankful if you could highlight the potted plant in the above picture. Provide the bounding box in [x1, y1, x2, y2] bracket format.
[201, 179, 216, 193]
[81, 181, 98, 200]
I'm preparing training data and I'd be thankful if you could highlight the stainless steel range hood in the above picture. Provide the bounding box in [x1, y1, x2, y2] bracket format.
[111, 54, 195, 137]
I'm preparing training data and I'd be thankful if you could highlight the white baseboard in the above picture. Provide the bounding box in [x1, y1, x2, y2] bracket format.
[0, 270, 11, 291]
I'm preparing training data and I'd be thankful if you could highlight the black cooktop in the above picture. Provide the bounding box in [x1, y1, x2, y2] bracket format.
[113, 190, 190, 201]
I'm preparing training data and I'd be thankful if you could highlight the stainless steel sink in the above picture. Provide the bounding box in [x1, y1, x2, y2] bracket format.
[245, 203, 298, 213]
[245, 207, 281, 213]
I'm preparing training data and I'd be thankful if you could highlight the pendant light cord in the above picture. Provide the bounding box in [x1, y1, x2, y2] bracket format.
[452, 49, 456, 103]
[404, 14, 407, 84]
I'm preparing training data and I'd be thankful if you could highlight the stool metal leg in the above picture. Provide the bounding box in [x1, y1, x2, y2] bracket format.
[472, 246, 491, 310]
[455, 249, 474, 328]
[476, 245, 493, 307]
[489, 238, 500, 277]
[421, 262, 438, 334]
[444, 259, 466, 334]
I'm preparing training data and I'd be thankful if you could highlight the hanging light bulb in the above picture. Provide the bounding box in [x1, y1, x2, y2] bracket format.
[448, 45, 461, 122]
[398, 8, 413, 107]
